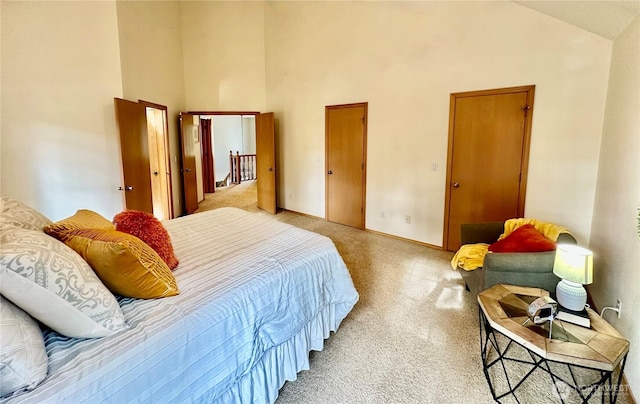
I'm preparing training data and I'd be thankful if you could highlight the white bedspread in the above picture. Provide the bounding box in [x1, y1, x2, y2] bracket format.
[3, 208, 358, 403]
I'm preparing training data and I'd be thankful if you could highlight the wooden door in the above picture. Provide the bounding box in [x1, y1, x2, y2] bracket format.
[114, 98, 153, 213]
[179, 112, 199, 214]
[444, 86, 534, 251]
[326, 103, 367, 229]
[256, 112, 277, 214]
[144, 104, 173, 220]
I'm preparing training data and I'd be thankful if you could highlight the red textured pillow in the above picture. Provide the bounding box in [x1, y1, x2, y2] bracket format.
[113, 210, 179, 270]
[488, 224, 556, 253]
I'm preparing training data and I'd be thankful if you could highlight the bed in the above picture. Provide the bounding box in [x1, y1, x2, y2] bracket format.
[1, 207, 359, 403]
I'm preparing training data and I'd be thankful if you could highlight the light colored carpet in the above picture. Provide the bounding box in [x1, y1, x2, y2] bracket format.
[196, 187, 633, 404]
[196, 181, 260, 214]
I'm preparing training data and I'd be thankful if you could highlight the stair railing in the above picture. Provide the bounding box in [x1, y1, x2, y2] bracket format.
[230, 151, 257, 184]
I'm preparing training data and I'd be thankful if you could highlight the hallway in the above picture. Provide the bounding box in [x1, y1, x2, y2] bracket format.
[195, 180, 258, 213]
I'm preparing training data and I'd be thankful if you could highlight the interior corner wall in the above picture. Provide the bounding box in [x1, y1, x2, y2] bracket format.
[116, 0, 187, 217]
[211, 115, 244, 183]
[0, 1, 124, 220]
[179, 1, 266, 112]
[264, 1, 611, 246]
[242, 116, 256, 155]
[589, 16, 640, 397]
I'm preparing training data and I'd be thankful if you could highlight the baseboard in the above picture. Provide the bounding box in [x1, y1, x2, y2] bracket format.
[279, 209, 444, 250]
[364, 228, 443, 250]
[279, 208, 323, 220]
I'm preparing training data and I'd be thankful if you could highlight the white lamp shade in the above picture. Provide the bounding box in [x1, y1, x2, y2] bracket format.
[553, 244, 594, 285]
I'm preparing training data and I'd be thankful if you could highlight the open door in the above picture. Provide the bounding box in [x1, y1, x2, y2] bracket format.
[141, 101, 173, 220]
[256, 112, 277, 214]
[179, 112, 200, 214]
[114, 98, 153, 213]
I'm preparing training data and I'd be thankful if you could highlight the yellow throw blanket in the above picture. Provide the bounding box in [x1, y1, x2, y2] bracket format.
[500, 218, 569, 242]
[450, 218, 570, 271]
[451, 243, 489, 271]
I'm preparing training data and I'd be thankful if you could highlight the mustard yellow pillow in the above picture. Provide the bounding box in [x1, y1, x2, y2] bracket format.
[44, 209, 115, 240]
[63, 228, 179, 299]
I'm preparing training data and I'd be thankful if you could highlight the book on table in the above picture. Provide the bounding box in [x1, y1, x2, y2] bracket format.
[556, 305, 590, 327]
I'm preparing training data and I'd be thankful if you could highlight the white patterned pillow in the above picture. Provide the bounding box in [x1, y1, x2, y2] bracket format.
[0, 198, 52, 232]
[0, 228, 128, 338]
[0, 296, 48, 397]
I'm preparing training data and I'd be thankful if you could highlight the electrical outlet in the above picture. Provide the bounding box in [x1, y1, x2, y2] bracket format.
[616, 299, 622, 318]
[380, 211, 385, 219]
[405, 215, 411, 224]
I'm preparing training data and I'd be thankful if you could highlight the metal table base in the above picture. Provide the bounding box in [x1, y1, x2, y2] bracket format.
[479, 309, 628, 403]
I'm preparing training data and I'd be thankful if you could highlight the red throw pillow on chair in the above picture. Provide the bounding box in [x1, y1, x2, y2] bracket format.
[488, 224, 556, 253]
[113, 210, 179, 270]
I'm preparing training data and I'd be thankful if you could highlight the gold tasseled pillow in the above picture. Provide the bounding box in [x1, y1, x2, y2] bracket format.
[63, 228, 179, 299]
[44, 209, 115, 239]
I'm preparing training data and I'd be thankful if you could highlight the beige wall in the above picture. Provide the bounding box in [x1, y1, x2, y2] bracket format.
[1, 1, 124, 220]
[2, 1, 613, 240]
[116, 0, 187, 216]
[179, 1, 266, 112]
[210, 115, 244, 183]
[264, 1, 611, 246]
[590, 16, 640, 395]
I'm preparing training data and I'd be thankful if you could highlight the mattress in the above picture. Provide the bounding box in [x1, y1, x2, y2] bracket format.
[3, 207, 359, 403]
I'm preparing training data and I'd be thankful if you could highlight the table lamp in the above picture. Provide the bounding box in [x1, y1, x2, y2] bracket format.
[553, 244, 593, 311]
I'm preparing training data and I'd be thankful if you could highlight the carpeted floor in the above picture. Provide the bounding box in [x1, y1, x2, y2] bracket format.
[196, 181, 260, 214]
[196, 185, 633, 404]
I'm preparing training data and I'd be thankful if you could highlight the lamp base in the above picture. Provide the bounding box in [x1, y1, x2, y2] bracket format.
[556, 280, 587, 311]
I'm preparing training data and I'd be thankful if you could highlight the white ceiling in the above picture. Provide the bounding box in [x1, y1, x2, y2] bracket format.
[514, 0, 640, 40]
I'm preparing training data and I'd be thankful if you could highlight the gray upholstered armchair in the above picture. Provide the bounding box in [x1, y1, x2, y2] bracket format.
[458, 221, 577, 297]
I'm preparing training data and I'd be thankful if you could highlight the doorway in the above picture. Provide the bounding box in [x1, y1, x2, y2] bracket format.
[443, 85, 535, 251]
[203, 114, 257, 191]
[114, 98, 174, 220]
[181, 111, 274, 214]
[325, 102, 368, 229]
[202, 114, 257, 212]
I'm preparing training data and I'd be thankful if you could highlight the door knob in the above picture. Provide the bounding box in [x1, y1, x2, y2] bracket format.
[268, 167, 274, 172]
[452, 182, 460, 188]
[328, 170, 333, 175]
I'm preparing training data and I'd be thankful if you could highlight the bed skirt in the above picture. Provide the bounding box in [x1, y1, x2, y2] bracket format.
[214, 301, 349, 403]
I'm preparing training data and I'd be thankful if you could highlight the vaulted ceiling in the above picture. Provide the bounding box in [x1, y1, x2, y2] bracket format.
[514, 0, 639, 40]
